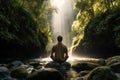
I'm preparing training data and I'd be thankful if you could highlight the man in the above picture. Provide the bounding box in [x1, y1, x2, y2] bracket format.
[51, 35, 69, 64]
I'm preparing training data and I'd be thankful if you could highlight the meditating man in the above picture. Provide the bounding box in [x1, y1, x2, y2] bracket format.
[51, 35, 69, 64]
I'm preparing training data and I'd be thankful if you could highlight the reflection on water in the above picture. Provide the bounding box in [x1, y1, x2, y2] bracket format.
[41, 56, 99, 65]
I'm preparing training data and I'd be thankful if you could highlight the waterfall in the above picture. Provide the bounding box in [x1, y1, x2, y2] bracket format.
[50, 0, 75, 48]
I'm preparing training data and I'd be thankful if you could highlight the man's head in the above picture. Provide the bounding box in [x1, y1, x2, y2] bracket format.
[57, 35, 63, 42]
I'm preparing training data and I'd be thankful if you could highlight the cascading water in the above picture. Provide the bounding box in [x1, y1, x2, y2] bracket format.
[50, 0, 75, 48]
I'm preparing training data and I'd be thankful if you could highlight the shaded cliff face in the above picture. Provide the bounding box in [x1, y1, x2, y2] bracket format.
[73, 7, 120, 58]
[0, 0, 49, 58]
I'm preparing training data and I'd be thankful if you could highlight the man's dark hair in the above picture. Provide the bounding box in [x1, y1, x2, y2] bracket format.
[57, 35, 63, 42]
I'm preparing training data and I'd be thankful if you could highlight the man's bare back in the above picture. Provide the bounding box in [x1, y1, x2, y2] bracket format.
[51, 36, 69, 64]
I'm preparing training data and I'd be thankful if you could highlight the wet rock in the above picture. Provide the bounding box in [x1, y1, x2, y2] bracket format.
[28, 61, 41, 68]
[0, 67, 12, 80]
[115, 73, 120, 79]
[85, 66, 118, 80]
[45, 61, 71, 70]
[27, 68, 64, 80]
[76, 77, 84, 80]
[8, 60, 24, 69]
[97, 59, 106, 66]
[110, 62, 120, 73]
[72, 62, 99, 72]
[11, 60, 24, 67]
[0, 64, 7, 67]
[10, 66, 28, 78]
[62, 62, 71, 70]
[78, 70, 89, 77]
[106, 56, 120, 65]
[45, 61, 60, 69]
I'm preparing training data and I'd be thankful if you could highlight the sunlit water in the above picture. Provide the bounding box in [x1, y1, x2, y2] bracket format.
[41, 56, 99, 65]
[50, 0, 75, 47]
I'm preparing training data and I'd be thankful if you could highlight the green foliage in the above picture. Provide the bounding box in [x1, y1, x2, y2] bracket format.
[83, 7, 120, 49]
[0, 0, 38, 46]
[0, 0, 51, 57]
[72, 0, 120, 55]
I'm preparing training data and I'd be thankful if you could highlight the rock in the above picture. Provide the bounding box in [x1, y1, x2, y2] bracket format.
[0, 67, 12, 80]
[85, 66, 118, 80]
[97, 59, 106, 66]
[77, 77, 84, 80]
[27, 68, 64, 80]
[10, 66, 28, 78]
[106, 56, 120, 65]
[45, 61, 71, 70]
[72, 62, 99, 72]
[45, 61, 60, 69]
[8, 60, 24, 69]
[115, 73, 120, 79]
[61, 62, 71, 70]
[29, 61, 41, 68]
[78, 70, 89, 77]
[11, 60, 24, 67]
[110, 62, 120, 73]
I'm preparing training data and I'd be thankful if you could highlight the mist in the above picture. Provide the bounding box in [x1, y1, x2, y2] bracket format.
[50, 0, 75, 48]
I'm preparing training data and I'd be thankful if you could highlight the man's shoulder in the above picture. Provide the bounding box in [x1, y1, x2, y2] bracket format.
[53, 44, 58, 47]
[53, 43, 67, 48]
[61, 44, 67, 48]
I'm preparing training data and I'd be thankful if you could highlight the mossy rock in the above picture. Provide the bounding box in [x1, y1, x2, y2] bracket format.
[27, 68, 64, 80]
[0, 67, 12, 80]
[84, 66, 118, 80]
[110, 62, 120, 73]
[72, 62, 100, 72]
[106, 56, 120, 65]
[45, 61, 71, 70]
[78, 70, 90, 77]
[10, 66, 28, 78]
[97, 59, 106, 66]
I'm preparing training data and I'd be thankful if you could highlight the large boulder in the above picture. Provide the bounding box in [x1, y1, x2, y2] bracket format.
[10, 66, 28, 78]
[0, 67, 12, 80]
[72, 62, 99, 72]
[11, 60, 24, 67]
[78, 70, 90, 77]
[27, 68, 64, 80]
[45, 61, 71, 70]
[106, 56, 120, 65]
[110, 62, 120, 73]
[85, 66, 118, 80]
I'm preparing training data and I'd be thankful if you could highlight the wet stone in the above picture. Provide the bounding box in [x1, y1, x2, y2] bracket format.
[45, 61, 71, 70]
[27, 68, 64, 80]
[0, 67, 12, 80]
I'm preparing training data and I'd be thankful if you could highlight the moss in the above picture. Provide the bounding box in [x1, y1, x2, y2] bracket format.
[72, 62, 100, 72]
[84, 66, 117, 80]
[106, 56, 120, 65]
[10, 66, 28, 78]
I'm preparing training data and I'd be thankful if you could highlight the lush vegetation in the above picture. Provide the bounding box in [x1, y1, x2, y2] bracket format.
[72, 0, 120, 57]
[0, 0, 51, 58]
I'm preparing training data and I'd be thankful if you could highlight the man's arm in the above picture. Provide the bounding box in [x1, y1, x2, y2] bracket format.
[51, 46, 55, 57]
[65, 47, 68, 58]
